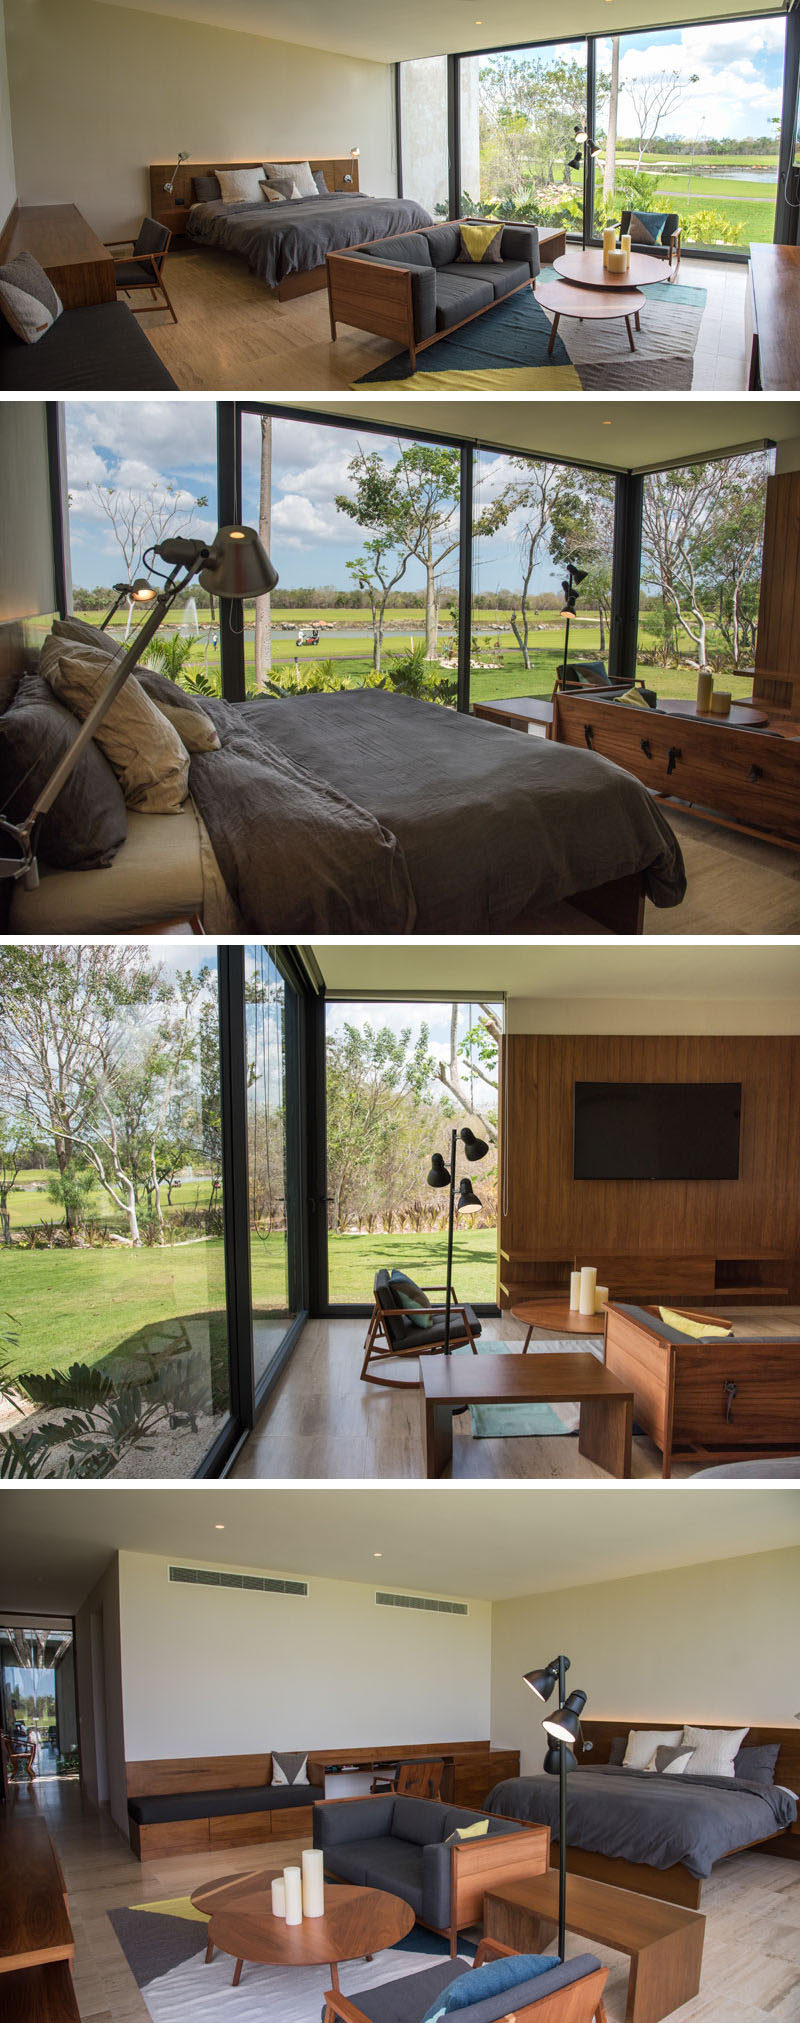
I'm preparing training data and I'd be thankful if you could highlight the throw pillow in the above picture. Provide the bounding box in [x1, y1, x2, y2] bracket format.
[610, 687, 652, 710]
[0, 250, 62, 344]
[52, 615, 124, 659]
[607, 1737, 627, 1766]
[622, 1729, 682, 1771]
[422, 1955, 560, 2023]
[457, 221, 504, 265]
[390, 1270, 434, 1330]
[734, 1743, 780, 1785]
[263, 159, 318, 198]
[192, 173, 222, 203]
[40, 634, 189, 814]
[680, 1726, 749, 1778]
[261, 182, 287, 205]
[651, 1746, 696, 1775]
[658, 1307, 732, 1341]
[136, 668, 221, 754]
[215, 167, 266, 205]
[0, 671, 127, 869]
[445, 1818, 490, 1843]
[628, 212, 668, 246]
[314, 170, 329, 194]
[271, 1750, 309, 1786]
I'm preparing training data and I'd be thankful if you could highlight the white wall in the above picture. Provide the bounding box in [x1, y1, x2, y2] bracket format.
[0, 0, 15, 228]
[0, 404, 56, 623]
[74, 1555, 128, 1836]
[507, 997, 800, 1034]
[491, 1546, 800, 1772]
[117, 1552, 492, 1761]
[5, 0, 396, 240]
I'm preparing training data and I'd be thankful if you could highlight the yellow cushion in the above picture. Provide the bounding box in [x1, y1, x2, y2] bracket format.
[615, 687, 651, 709]
[458, 222, 504, 264]
[658, 1306, 732, 1341]
[449, 1817, 490, 1841]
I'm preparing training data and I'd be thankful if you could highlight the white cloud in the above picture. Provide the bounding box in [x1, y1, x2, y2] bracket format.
[270, 492, 356, 549]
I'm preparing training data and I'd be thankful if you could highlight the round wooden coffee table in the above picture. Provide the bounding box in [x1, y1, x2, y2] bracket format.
[191, 1870, 414, 1989]
[512, 1298, 606, 1353]
[553, 247, 657, 291]
[536, 280, 645, 356]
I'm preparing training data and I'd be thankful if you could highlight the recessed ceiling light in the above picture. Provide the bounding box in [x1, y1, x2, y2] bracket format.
[373, 1551, 383, 1558]
[215, 1523, 225, 1530]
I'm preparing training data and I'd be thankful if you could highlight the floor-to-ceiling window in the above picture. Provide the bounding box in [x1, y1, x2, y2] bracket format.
[324, 997, 503, 1308]
[593, 20, 787, 255]
[637, 447, 774, 696]
[459, 41, 589, 231]
[1, 1624, 78, 1783]
[245, 946, 302, 1393]
[471, 449, 617, 702]
[399, 56, 450, 215]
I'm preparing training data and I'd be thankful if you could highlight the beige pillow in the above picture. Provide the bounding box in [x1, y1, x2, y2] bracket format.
[40, 634, 189, 813]
[680, 1726, 748, 1777]
[622, 1728, 682, 1771]
[263, 158, 317, 198]
[215, 166, 266, 205]
[147, 693, 219, 754]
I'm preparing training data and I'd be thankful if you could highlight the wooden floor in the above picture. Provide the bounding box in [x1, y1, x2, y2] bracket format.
[231, 1307, 800, 1481]
[645, 807, 800, 935]
[11, 1776, 799, 2023]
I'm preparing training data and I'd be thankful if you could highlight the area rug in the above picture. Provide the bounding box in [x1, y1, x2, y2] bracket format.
[108, 1894, 472, 2023]
[463, 1339, 580, 1440]
[353, 269, 706, 392]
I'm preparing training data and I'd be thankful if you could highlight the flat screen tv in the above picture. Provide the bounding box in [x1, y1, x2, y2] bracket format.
[573, 1082, 741, 1181]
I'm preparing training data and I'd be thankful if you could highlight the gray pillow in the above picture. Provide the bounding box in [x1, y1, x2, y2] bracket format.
[653, 1745, 695, 1774]
[607, 1737, 627, 1765]
[313, 170, 329, 194]
[192, 173, 221, 203]
[271, 1750, 308, 1786]
[0, 249, 62, 343]
[0, 670, 126, 869]
[52, 614, 124, 658]
[368, 233, 433, 267]
[429, 224, 462, 266]
[267, 178, 297, 200]
[734, 1743, 780, 1785]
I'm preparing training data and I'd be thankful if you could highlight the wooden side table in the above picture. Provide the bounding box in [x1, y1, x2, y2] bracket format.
[512, 1299, 606, 1351]
[484, 1873, 705, 2023]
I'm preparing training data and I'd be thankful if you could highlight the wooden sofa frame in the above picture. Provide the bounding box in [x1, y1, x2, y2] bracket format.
[326, 219, 565, 370]
[323, 1936, 608, 2023]
[603, 1301, 800, 1475]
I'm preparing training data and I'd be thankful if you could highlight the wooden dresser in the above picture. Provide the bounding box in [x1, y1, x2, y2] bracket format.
[0, 204, 115, 308]
[747, 242, 800, 391]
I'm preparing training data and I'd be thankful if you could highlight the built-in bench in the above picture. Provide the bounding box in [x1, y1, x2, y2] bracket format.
[0, 302, 177, 389]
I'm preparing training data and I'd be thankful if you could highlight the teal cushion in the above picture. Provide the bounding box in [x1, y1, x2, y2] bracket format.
[630, 211, 669, 245]
[422, 1957, 559, 2023]
[390, 1270, 434, 1331]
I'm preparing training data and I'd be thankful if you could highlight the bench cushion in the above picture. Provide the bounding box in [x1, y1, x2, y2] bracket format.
[128, 1781, 313, 1825]
[614, 1303, 736, 1348]
[428, 224, 462, 266]
[435, 273, 494, 329]
[0, 301, 177, 389]
[438, 259, 529, 300]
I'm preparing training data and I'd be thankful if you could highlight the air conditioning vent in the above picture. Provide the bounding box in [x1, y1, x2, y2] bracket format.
[169, 1566, 307, 1596]
[375, 1590, 468, 1616]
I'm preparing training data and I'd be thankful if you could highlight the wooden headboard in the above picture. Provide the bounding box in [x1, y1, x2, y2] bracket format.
[148, 156, 360, 235]
[578, 1719, 800, 1799]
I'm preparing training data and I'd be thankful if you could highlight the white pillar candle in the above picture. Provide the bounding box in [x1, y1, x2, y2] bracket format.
[302, 1847, 325, 1918]
[696, 670, 713, 713]
[569, 1270, 582, 1312]
[283, 1865, 303, 1926]
[621, 232, 631, 270]
[606, 248, 627, 273]
[271, 1877, 286, 1918]
[595, 1285, 609, 1312]
[710, 690, 731, 716]
[602, 227, 616, 266]
[579, 1265, 597, 1316]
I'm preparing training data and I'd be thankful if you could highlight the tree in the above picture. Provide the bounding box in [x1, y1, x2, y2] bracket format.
[0, 1111, 35, 1247]
[626, 67, 699, 169]
[84, 479, 209, 607]
[641, 455, 769, 672]
[254, 415, 273, 687]
[325, 1021, 436, 1233]
[436, 1005, 499, 1145]
[479, 55, 596, 195]
[346, 443, 509, 659]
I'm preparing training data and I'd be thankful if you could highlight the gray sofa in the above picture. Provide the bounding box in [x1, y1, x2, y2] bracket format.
[327, 218, 540, 368]
[313, 1794, 543, 1954]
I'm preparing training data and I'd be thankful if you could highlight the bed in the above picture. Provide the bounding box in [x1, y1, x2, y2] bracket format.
[486, 1720, 799, 1910]
[149, 158, 432, 299]
[5, 685, 687, 936]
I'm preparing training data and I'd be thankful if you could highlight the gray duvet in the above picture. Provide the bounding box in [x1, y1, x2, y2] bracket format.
[486, 1766, 797, 1878]
[187, 192, 433, 287]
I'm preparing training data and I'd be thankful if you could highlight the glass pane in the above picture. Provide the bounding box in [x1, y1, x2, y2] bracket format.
[593, 23, 786, 251]
[460, 43, 588, 232]
[0, 944, 231, 1477]
[471, 448, 615, 704]
[241, 413, 459, 707]
[245, 946, 296, 1390]
[1, 1627, 79, 1782]
[400, 56, 449, 216]
[64, 401, 220, 691]
[638, 449, 774, 698]
[325, 999, 502, 1306]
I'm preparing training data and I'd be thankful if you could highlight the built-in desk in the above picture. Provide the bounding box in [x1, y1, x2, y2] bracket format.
[747, 243, 800, 391]
[2, 204, 115, 308]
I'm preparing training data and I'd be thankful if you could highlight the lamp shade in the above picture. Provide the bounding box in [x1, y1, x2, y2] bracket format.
[427, 1152, 450, 1188]
[568, 151, 582, 170]
[543, 1742, 577, 1774]
[460, 1126, 489, 1162]
[523, 1660, 561, 1703]
[543, 1689, 588, 1746]
[570, 565, 588, 586]
[131, 577, 157, 603]
[198, 525, 278, 599]
[457, 1177, 482, 1214]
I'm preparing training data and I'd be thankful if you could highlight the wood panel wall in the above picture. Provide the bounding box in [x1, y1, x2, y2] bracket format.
[499, 1035, 800, 1299]
[125, 1739, 515, 1799]
[753, 469, 800, 716]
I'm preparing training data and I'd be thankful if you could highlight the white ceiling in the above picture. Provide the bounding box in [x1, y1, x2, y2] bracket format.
[1, 1487, 798, 1614]
[312, 942, 800, 1002]
[97, 0, 786, 65]
[299, 399, 800, 476]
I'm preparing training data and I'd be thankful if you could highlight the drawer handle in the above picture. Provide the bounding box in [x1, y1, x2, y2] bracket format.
[584, 724, 594, 750]
[640, 738, 652, 759]
[667, 746, 682, 775]
[749, 763, 763, 783]
[723, 1378, 737, 1423]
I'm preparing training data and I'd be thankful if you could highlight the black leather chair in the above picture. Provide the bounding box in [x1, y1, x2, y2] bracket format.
[620, 207, 681, 275]
[105, 217, 177, 323]
[362, 1267, 482, 1387]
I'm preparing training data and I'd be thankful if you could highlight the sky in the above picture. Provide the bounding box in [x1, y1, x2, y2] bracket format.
[64, 404, 577, 598]
[326, 998, 502, 1110]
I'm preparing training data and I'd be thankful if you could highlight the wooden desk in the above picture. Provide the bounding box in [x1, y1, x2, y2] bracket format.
[3, 205, 115, 308]
[420, 1352, 633, 1478]
[0, 1818, 74, 1974]
[472, 697, 554, 734]
[747, 243, 800, 391]
[485, 1873, 705, 2023]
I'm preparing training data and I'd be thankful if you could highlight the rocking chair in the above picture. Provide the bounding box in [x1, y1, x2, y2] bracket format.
[362, 1267, 482, 1388]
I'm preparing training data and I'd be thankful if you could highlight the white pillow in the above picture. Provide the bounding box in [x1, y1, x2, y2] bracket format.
[680, 1726, 748, 1777]
[623, 1728, 683, 1771]
[263, 158, 317, 198]
[215, 167, 266, 205]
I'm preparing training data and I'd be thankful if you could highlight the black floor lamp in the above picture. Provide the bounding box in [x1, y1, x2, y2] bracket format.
[568, 123, 601, 252]
[559, 561, 587, 684]
[427, 1126, 488, 1353]
[524, 1655, 589, 1962]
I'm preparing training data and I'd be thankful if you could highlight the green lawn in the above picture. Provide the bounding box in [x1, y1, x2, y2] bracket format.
[1, 1230, 497, 1379]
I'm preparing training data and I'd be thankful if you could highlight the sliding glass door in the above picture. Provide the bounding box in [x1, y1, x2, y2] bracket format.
[245, 946, 304, 1395]
[459, 42, 589, 232]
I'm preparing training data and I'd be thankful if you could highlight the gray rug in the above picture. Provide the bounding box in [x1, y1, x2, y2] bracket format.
[560, 275, 706, 389]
